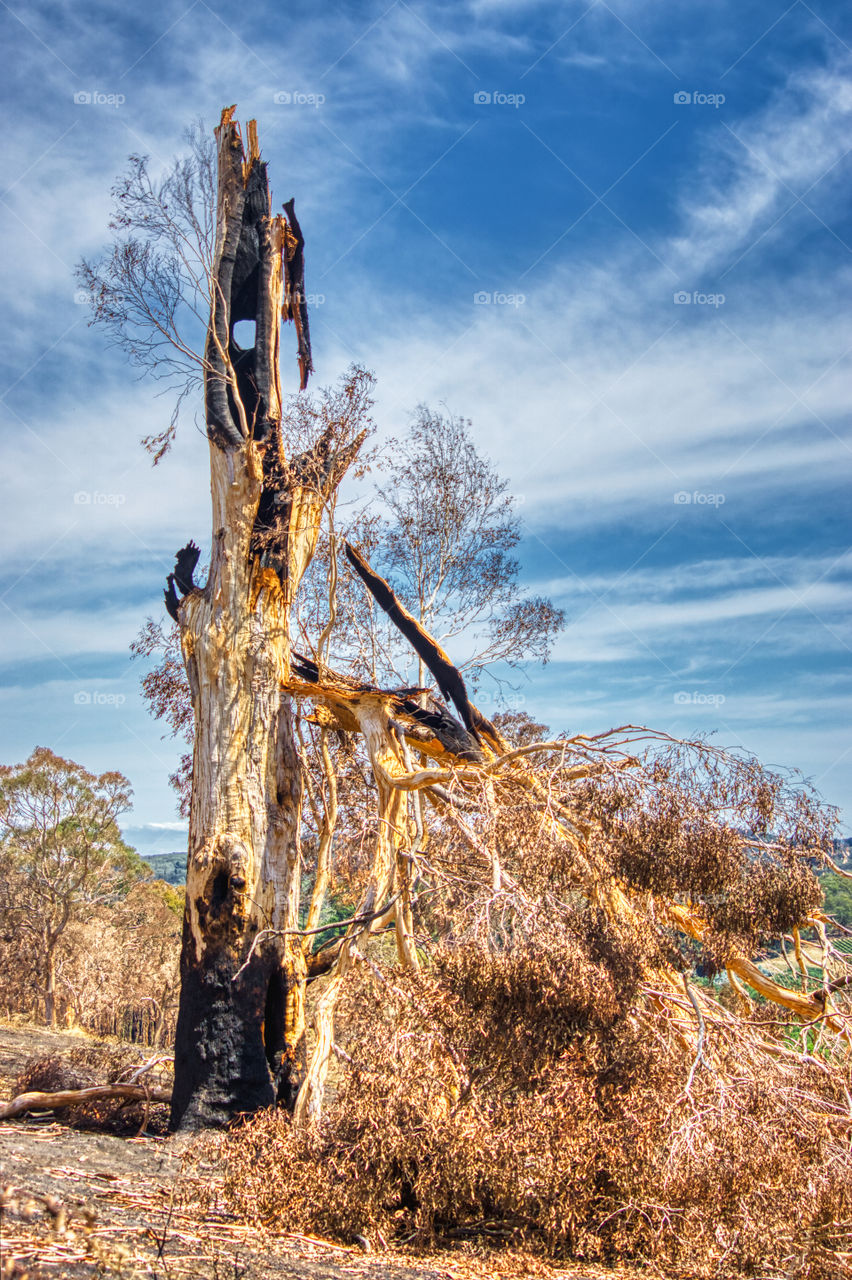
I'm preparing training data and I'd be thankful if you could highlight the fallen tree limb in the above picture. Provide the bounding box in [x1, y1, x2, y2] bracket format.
[0, 1084, 172, 1121]
[665, 901, 850, 1035]
[823, 852, 852, 880]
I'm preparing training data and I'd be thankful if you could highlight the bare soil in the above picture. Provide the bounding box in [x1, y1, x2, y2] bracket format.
[0, 1023, 642, 1280]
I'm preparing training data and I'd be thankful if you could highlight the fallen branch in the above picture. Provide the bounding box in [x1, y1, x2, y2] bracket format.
[0, 1084, 171, 1121]
[823, 851, 852, 880]
[665, 900, 850, 1036]
[682, 976, 709, 1093]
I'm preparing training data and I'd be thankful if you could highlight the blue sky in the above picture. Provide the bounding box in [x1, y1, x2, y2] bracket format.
[0, 0, 850, 852]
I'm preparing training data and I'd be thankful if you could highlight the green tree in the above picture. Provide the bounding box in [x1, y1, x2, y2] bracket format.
[0, 747, 142, 1025]
[821, 871, 852, 929]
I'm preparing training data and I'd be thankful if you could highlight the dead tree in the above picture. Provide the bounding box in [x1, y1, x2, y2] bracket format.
[83, 109, 848, 1141]
[165, 110, 363, 1128]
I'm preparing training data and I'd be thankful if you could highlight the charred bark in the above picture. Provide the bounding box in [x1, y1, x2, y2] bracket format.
[343, 543, 503, 750]
[282, 197, 313, 390]
[164, 542, 200, 622]
[169, 109, 358, 1130]
[290, 652, 483, 762]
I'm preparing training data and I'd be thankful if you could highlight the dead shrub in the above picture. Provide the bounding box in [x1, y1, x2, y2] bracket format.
[215, 947, 852, 1277]
[195, 735, 851, 1276]
[15, 1054, 99, 1097]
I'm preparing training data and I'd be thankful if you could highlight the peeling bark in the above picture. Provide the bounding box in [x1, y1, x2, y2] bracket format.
[169, 110, 360, 1130]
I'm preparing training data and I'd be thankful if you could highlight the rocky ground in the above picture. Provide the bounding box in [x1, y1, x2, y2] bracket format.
[0, 1023, 640, 1280]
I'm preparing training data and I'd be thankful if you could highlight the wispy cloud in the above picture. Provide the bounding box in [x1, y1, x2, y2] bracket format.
[0, 0, 849, 825]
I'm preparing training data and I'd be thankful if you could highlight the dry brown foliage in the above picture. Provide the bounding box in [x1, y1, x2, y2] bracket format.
[210, 728, 852, 1278]
[14, 1042, 173, 1134]
[215, 951, 852, 1277]
[1, 880, 181, 1043]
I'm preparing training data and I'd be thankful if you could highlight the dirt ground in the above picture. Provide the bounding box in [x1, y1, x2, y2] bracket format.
[0, 1023, 643, 1280]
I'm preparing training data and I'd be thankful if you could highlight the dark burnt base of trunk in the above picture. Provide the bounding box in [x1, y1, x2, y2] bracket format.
[170, 932, 304, 1130]
[262, 966, 307, 1110]
[170, 949, 271, 1130]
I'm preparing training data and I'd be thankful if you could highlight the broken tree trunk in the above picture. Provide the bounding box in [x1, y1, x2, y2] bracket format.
[168, 108, 361, 1130]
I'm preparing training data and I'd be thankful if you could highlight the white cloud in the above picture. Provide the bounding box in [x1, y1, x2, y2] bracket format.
[671, 59, 852, 276]
[310, 56, 852, 529]
[2, 2, 850, 821]
[538, 549, 851, 667]
[542, 550, 852, 604]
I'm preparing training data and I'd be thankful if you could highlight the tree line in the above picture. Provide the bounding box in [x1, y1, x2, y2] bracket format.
[0, 748, 181, 1042]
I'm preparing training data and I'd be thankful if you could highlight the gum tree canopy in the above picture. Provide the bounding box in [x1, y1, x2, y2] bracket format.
[0, 748, 140, 1029]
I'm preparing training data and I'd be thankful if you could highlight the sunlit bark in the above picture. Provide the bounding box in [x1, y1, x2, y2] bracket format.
[170, 110, 361, 1129]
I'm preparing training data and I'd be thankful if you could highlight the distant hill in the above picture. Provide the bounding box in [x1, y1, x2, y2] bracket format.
[143, 851, 187, 886]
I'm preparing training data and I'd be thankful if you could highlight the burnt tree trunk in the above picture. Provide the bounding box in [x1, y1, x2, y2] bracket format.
[169, 109, 357, 1130]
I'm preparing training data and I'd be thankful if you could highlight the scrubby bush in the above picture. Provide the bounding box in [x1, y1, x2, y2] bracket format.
[214, 933, 852, 1277]
[14, 1042, 173, 1134]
